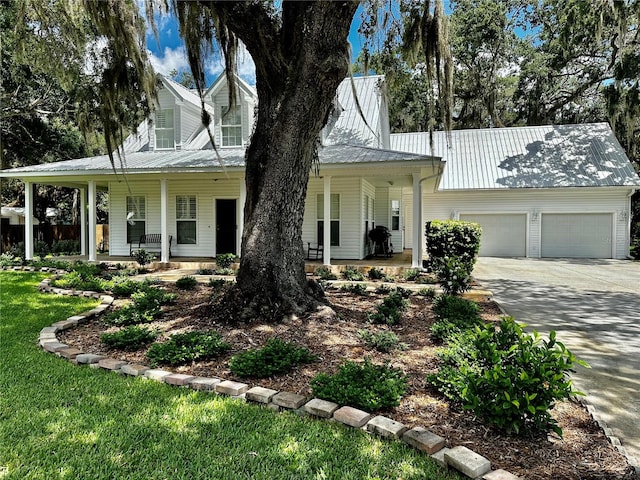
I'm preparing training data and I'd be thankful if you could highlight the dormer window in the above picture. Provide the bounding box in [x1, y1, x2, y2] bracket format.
[155, 109, 175, 149]
[221, 105, 242, 147]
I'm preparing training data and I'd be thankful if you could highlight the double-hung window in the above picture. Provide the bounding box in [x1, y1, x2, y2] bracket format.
[221, 105, 242, 147]
[176, 195, 197, 244]
[391, 200, 401, 231]
[155, 109, 175, 149]
[126, 196, 146, 243]
[317, 193, 340, 246]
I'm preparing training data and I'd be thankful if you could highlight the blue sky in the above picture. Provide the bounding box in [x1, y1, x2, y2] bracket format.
[146, 8, 365, 86]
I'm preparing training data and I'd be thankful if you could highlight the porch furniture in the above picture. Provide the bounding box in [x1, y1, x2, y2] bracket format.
[368, 226, 393, 258]
[307, 242, 323, 260]
[130, 234, 172, 258]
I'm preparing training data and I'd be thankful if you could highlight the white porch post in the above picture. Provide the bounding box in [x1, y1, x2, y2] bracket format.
[160, 178, 169, 263]
[412, 173, 422, 268]
[80, 188, 87, 256]
[323, 176, 331, 265]
[88, 181, 97, 262]
[238, 178, 246, 255]
[24, 181, 34, 260]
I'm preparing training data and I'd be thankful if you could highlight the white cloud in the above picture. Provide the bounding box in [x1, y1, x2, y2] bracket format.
[206, 42, 256, 86]
[148, 46, 190, 76]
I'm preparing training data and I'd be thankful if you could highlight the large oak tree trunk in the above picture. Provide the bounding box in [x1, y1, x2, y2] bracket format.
[222, 2, 359, 321]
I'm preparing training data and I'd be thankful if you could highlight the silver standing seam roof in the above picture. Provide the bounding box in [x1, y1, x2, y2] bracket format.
[0, 144, 436, 177]
[390, 123, 640, 190]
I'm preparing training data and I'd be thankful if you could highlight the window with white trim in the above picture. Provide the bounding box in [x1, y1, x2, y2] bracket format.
[317, 193, 340, 246]
[155, 109, 175, 149]
[176, 195, 197, 244]
[126, 196, 146, 243]
[221, 105, 242, 147]
[391, 199, 401, 231]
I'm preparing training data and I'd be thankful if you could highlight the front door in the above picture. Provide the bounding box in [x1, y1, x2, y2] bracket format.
[216, 199, 237, 255]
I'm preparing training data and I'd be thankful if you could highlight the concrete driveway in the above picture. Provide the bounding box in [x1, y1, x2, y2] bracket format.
[473, 257, 640, 472]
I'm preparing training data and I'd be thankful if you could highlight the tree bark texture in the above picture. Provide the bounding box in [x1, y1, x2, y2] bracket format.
[211, 1, 359, 320]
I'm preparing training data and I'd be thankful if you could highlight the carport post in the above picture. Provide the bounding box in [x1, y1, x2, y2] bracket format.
[323, 176, 331, 265]
[24, 181, 34, 260]
[411, 173, 422, 268]
[88, 181, 97, 262]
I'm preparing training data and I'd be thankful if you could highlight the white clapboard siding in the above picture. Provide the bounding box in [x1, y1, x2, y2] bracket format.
[361, 179, 376, 257]
[180, 107, 202, 145]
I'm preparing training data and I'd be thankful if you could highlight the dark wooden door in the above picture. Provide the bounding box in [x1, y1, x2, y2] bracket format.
[216, 199, 237, 255]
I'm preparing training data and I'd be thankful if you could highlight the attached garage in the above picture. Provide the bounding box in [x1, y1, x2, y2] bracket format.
[460, 213, 527, 257]
[541, 213, 613, 258]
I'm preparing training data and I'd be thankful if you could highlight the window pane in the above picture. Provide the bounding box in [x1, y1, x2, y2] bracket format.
[126, 196, 145, 219]
[391, 200, 400, 215]
[222, 126, 242, 147]
[222, 105, 241, 125]
[392, 216, 400, 230]
[330, 220, 340, 246]
[317, 194, 340, 220]
[176, 196, 196, 219]
[177, 221, 196, 244]
[155, 109, 174, 128]
[156, 130, 175, 149]
[127, 221, 145, 244]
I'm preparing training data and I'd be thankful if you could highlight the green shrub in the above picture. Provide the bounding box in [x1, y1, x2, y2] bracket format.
[196, 268, 214, 275]
[229, 338, 318, 378]
[208, 278, 232, 289]
[403, 269, 421, 282]
[368, 290, 409, 325]
[101, 325, 158, 350]
[374, 284, 392, 294]
[110, 277, 147, 296]
[431, 294, 483, 342]
[315, 266, 338, 280]
[340, 283, 368, 296]
[131, 287, 176, 310]
[175, 275, 197, 290]
[437, 257, 473, 295]
[428, 317, 587, 436]
[631, 237, 640, 260]
[104, 304, 157, 326]
[0, 253, 22, 267]
[311, 358, 408, 411]
[34, 240, 49, 257]
[215, 253, 236, 269]
[146, 330, 231, 367]
[425, 220, 482, 273]
[417, 287, 437, 299]
[367, 267, 387, 281]
[357, 329, 407, 353]
[341, 266, 364, 281]
[134, 249, 155, 267]
[51, 270, 107, 292]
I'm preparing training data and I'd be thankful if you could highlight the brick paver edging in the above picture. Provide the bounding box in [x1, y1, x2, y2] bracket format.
[25, 266, 519, 480]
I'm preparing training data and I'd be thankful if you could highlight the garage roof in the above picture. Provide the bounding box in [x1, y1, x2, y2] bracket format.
[390, 123, 640, 190]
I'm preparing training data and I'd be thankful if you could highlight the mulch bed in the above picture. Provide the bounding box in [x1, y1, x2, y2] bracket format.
[60, 280, 635, 480]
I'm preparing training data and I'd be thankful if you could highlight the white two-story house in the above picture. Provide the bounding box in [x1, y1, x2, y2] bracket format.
[2, 72, 639, 263]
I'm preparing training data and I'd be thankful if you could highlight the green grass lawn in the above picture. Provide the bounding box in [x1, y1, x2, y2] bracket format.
[0, 271, 459, 480]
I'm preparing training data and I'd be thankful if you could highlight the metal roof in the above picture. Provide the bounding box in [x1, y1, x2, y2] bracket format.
[0, 144, 437, 178]
[325, 75, 385, 148]
[390, 123, 640, 189]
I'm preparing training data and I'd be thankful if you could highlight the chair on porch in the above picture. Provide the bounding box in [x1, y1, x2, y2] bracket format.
[307, 242, 323, 260]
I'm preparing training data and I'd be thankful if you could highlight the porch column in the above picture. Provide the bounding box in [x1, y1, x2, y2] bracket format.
[24, 181, 34, 260]
[88, 180, 97, 262]
[411, 173, 422, 268]
[80, 188, 87, 256]
[323, 176, 331, 265]
[160, 178, 169, 263]
[238, 178, 246, 255]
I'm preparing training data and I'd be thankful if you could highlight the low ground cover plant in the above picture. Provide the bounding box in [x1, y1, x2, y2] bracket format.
[341, 266, 364, 281]
[315, 266, 337, 280]
[175, 275, 198, 290]
[146, 330, 231, 367]
[429, 317, 587, 435]
[367, 267, 389, 281]
[311, 358, 408, 411]
[368, 289, 409, 325]
[340, 283, 368, 296]
[105, 286, 176, 326]
[430, 294, 484, 342]
[101, 325, 158, 350]
[357, 329, 407, 353]
[229, 338, 318, 378]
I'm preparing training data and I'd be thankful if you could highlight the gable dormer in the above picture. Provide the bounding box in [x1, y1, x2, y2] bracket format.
[204, 72, 257, 148]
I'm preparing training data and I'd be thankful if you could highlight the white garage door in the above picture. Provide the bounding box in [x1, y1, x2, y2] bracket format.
[460, 214, 527, 257]
[541, 213, 612, 258]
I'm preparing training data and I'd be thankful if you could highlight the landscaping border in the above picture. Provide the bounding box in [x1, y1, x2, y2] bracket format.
[11, 263, 624, 480]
